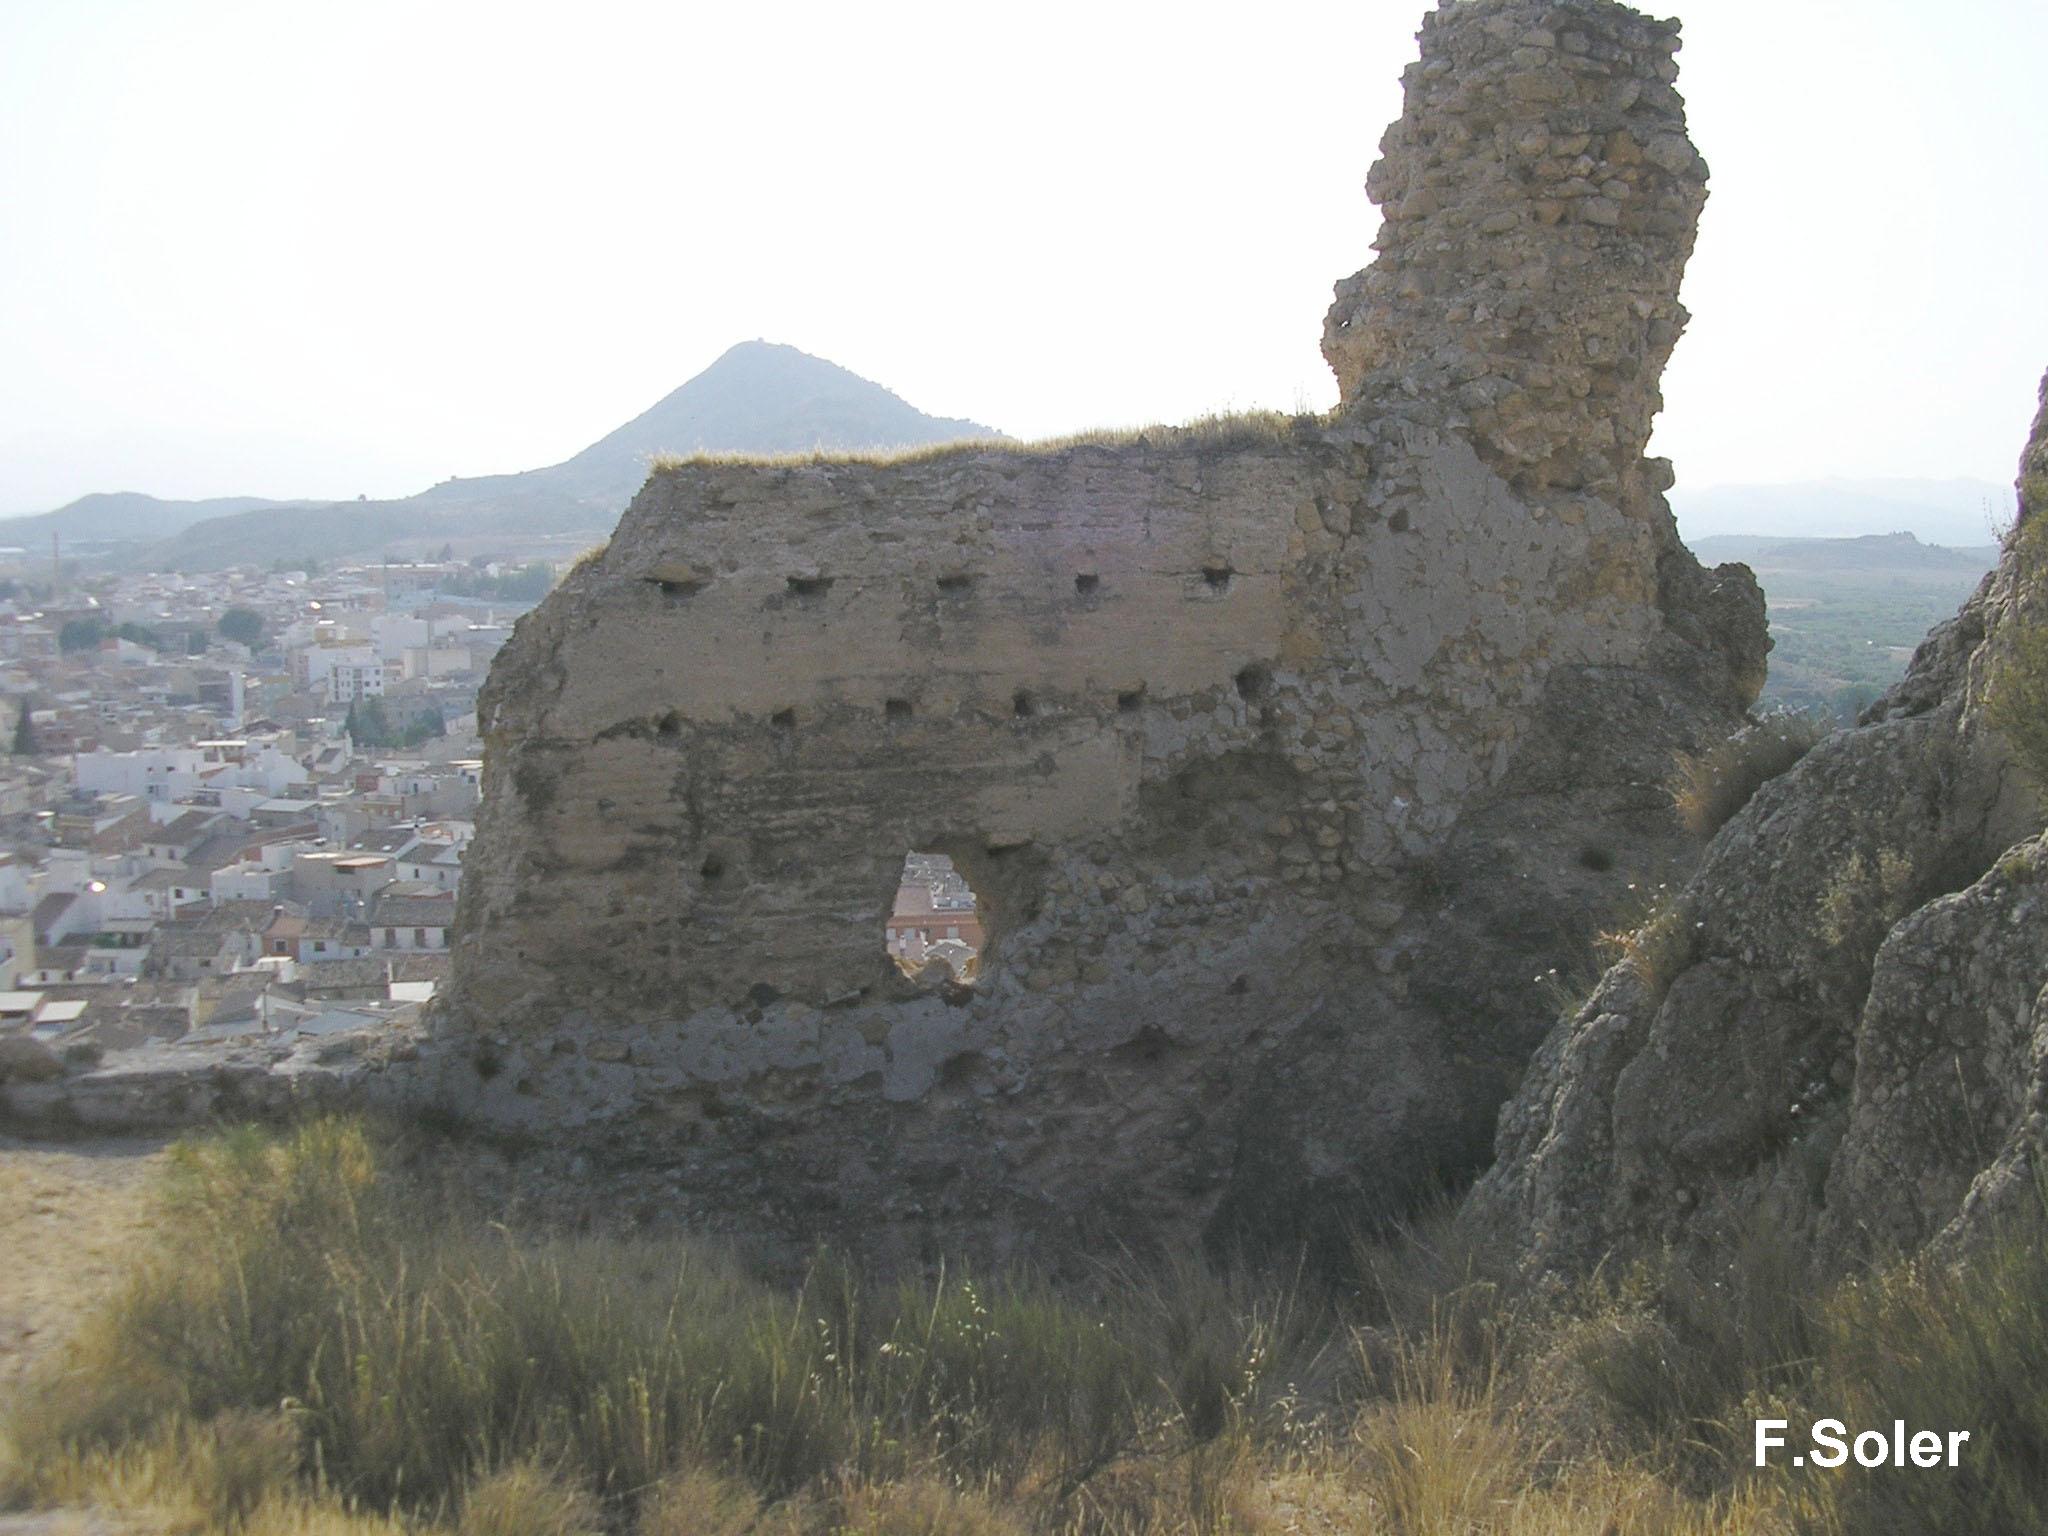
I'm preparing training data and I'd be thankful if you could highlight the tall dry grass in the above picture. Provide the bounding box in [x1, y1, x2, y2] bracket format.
[5, 1115, 2040, 1534]
[1669, 712, 1827, 839]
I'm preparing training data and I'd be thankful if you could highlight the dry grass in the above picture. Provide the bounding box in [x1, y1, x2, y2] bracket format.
[457, 1462, 602, 1536]
[7, 1115, 2044, 1536]
[1583, 881, 1699, 1007]
[647, 411, 1324, 477]
[1669, 712, 1827, 839]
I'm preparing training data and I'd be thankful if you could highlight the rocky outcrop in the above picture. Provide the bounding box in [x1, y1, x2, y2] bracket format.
[1469, 373, 2048, 1275]
[433, 0, 1762, 1263]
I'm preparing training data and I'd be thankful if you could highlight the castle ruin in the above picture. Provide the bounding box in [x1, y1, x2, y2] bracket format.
[437, 0, 1768, 1261]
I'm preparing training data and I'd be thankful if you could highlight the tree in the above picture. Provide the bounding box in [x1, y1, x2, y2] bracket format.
[218, 608, 264, 648]
[12, 699, 37, 757]
[344, 696, 444, 750]
[58, 617, 106, 653]
[345, 696, 393, 747]
[399, 706, 447, 748]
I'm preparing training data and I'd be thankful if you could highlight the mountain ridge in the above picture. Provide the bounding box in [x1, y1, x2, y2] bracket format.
[1671, 476, 2013, 546]
[7, 343, 1001, 572]
[0, 491, 318, 547]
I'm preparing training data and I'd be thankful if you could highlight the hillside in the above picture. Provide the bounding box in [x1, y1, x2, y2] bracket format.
[1688, 531, 1999, 717]
[1671, 476, 2011, 546]
[65, 343, 999, 572]
[1689, 529, 1998, 574]
[0, 491, 314, 549]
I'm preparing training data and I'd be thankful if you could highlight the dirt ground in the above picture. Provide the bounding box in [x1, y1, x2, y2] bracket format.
[0, 1135, 172, 1398]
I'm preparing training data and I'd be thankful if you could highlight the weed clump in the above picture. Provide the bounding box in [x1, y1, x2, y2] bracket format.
[1670, 712, 1826, 839]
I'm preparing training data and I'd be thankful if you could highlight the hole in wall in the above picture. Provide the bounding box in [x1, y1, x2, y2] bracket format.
[938, 1050, 986, 1089]
[1075, 573, 1101, 596]
[936, 572, 977, 594]
[885, 698, 914, 721]
[770, 708, 796, 730]
[787, 574, 834, 599]
[1111, 1023, 1175, 1067]
[644, 572, 703, 602]
[1577, 845, 1616, 873]
[1388, 508, 1412, 533]
[887, 852, 984, 984]
[1013, 690, 1036, 719]
[657, 712, 680, 737]
[1235, 664, 1272, 701]
[700, 853, 726, 881]
[1202, 563, 1235, 592]
[1118, 688, 1146, 714]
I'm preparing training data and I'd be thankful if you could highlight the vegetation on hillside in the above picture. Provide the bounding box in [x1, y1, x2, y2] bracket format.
[11, 698, 38, 756]
[4, 1116, 2043, 1535]
[1693, 535, 2001, 721]
[1668, 711, 1827, 839]
[440, 562, 558, 604]
[1984, 486, 2048, 787]
[344, 697, 446, 750]
[218, 608, 265, 648]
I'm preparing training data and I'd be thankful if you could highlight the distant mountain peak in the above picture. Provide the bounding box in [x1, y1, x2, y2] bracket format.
[554, 343, 1001, 489]
[33, 343, 1007, 571]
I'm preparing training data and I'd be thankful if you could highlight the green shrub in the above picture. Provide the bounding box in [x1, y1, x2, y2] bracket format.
[1815, 846, 1915, 950]
[1786, 1211, 2048, 1535]
[1572, 1217, 1821, 1484]
[1985, 506, 2048, 788]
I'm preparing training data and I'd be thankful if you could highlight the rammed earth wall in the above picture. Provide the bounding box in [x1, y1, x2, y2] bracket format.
[436, 0, 1769, 1262]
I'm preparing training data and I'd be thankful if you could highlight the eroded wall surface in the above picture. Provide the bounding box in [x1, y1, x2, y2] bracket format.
[437, 0, 1767, 1261]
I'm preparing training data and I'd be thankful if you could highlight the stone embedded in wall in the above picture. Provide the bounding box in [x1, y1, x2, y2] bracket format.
[434, 0, 1763, 1262]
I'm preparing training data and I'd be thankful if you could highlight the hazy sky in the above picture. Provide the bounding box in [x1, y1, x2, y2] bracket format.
[2, 0, 2043, 518]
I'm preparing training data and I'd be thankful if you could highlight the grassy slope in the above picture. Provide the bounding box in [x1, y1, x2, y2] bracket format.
[5, 1116, 2043, 1534]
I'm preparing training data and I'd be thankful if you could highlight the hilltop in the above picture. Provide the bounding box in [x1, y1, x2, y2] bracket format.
[1671, 475, 2011, 546]
[0, 343, 999, 572]
[0, 491, 316, 550]
[1688, 528, 1998, 573]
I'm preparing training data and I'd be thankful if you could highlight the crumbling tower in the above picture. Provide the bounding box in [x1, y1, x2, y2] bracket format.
[1324, 0, 1708, 494]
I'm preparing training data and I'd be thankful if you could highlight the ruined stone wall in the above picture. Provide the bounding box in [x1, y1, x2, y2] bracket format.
[436, 0, 1764, 1262]
[1324, 0, 1707, 494]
